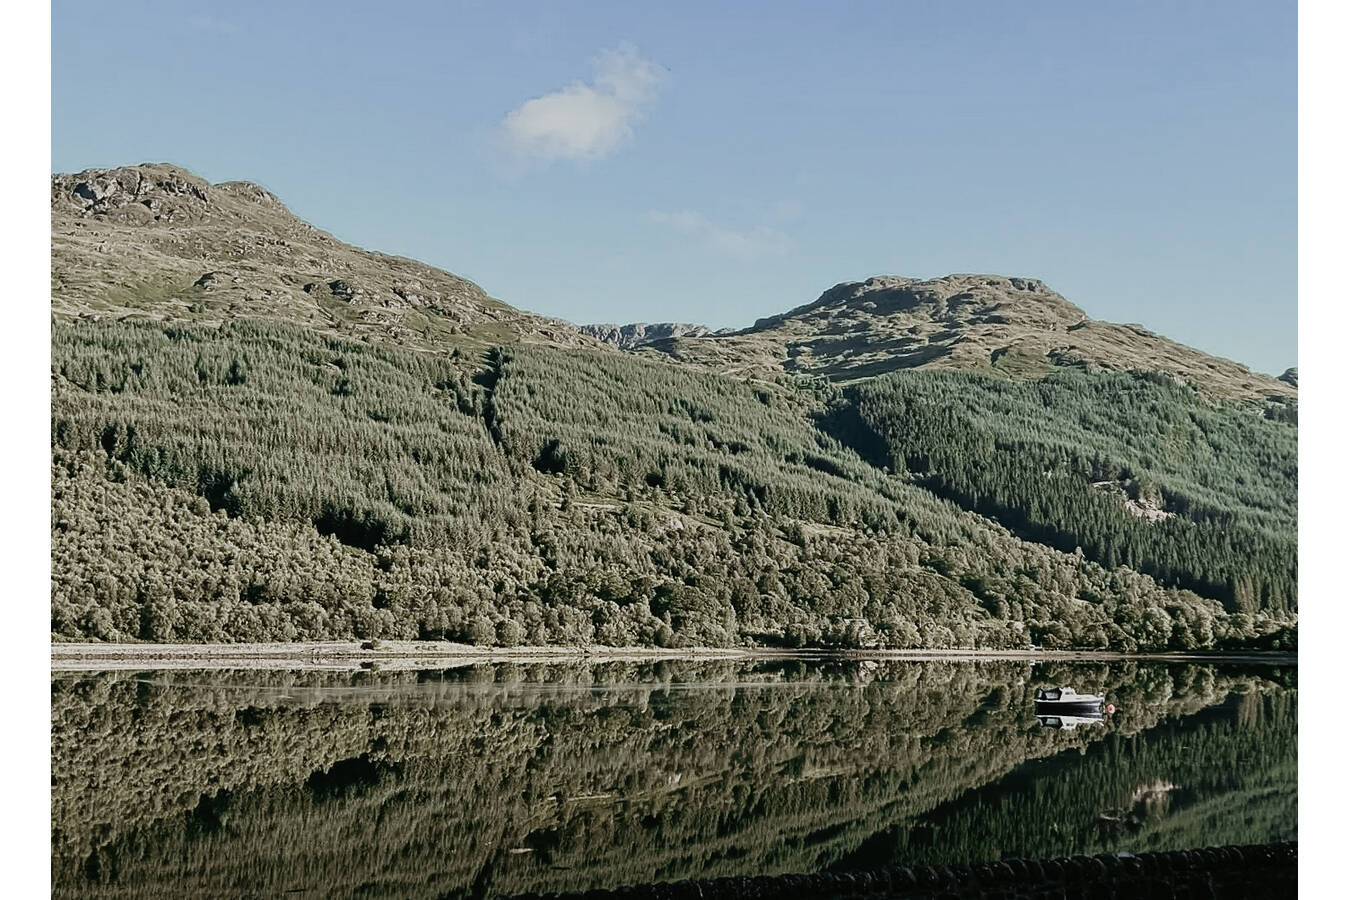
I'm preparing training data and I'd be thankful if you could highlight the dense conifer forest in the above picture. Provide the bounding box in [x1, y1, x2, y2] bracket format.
[51, 315, 1296, 649]
[49, 310, 1296, 647]
[50, 661, 1295, 899]
[848, 370, 1297, 614]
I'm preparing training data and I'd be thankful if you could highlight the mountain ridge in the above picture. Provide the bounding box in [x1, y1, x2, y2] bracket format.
[51, 163, 602, 353]
[53, 163, 1293, 407]
[614, 274, 1294, 406]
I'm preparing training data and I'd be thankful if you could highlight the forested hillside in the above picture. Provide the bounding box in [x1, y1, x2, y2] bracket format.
[847, 370, 1297, 615]
[52, 317, 1292, 649]
[49, 165, 1297, 649]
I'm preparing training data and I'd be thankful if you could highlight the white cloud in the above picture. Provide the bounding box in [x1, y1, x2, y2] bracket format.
[498, 44, 661, 163]
[650, 210, 791, 260]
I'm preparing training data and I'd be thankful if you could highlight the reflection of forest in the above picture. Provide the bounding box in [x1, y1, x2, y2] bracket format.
[51, 661, 1295, 899]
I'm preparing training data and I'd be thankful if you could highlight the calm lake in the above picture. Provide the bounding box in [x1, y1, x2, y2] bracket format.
[51, 658, 1296, 899]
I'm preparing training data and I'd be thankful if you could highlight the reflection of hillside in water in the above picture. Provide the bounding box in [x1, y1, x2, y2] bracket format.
[51, 660, 1295, 900]
[871, 684, 1296, 871]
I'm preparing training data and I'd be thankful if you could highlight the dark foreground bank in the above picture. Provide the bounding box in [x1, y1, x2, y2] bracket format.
[508, 843, 1296, 900]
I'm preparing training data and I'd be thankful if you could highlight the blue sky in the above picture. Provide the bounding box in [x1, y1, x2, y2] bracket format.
[52, 0, 1296, 373]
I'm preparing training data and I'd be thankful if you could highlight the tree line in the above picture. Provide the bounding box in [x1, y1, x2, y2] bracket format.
[51, 318, 1295, 650]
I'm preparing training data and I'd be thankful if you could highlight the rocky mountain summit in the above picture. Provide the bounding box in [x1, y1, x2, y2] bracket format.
[51, 164, 599, 352]
[579, 322, 729, 349]
[627, 274, 1295, 407]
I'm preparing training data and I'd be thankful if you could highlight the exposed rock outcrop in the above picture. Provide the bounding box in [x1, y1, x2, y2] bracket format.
[580, 322, 721, 349]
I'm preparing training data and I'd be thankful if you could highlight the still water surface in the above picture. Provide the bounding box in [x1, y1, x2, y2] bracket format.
[51, 658, 1295, 898]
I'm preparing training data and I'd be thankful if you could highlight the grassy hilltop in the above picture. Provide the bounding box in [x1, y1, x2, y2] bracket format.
[50, 165, 1296, 649]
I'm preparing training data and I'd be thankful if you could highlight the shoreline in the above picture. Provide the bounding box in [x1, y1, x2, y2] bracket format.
[50, 641, 1298, 671]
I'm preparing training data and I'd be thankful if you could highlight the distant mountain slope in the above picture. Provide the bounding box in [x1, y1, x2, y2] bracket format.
[52, 165, 1292, 408]
[48, 163, 1296, 649]
[51, 164, 601, 352]
[624, 275, 1295, 407]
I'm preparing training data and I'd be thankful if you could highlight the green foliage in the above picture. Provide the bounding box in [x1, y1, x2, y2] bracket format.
[53, 318, 510, 551]
[849, 369, 1297, 615]
[490, 345, 902, 529]
[51, 319, 1293, 650]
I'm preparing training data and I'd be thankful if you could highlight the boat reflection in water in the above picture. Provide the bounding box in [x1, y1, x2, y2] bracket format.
[1034, 686, 1115, 729]
[1036, 712, 1105, 730]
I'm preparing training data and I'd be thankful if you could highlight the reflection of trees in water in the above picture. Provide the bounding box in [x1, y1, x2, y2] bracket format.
[51, 661, 1295, 899]
[868, 688, 1295, 870]
[1239, 689, 1266, 728]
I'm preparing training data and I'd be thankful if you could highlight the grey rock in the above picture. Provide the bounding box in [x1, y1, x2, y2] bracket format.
[328, 279, 359, 302]
[581, 322, 715, 349]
